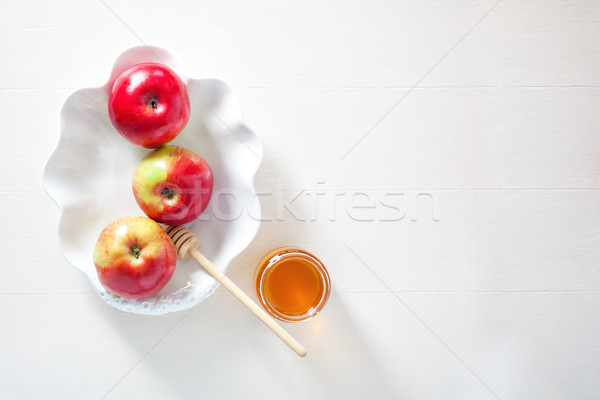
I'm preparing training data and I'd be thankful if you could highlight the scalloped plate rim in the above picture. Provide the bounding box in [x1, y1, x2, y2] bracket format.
[42, 45, 262, 315]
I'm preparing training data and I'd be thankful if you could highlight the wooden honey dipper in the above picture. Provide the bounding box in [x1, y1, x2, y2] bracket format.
[163, 224, 307, 357]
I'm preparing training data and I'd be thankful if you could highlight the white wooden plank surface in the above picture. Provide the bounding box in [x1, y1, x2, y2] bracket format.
[238, 87, 600, 190]
[400, 292, 600, 400]
[1, 0, 599, 398]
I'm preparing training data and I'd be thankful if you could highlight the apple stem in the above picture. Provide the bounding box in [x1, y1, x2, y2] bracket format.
[148, 98, 159, 109]
[131, 246, 141, 259]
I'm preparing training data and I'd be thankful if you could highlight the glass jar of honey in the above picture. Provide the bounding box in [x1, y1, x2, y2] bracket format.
[254, 247, 331, 322]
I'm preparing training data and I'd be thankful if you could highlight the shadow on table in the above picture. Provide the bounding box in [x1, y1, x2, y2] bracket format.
[97, 286, 401, 399]
[270, 290, 403, 399]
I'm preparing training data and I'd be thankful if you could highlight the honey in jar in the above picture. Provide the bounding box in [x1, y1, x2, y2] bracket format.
[255, 247, 331, 322]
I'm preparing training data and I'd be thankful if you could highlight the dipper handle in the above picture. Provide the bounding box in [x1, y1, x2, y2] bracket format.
[164, 225, 307, 357]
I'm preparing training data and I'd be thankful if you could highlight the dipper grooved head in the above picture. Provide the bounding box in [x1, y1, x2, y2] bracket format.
[163, 225, 199, 259]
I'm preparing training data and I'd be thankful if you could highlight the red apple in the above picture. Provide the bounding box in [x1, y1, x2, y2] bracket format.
[133, 145, 214, 225]
[108, 63, 190, 149]
[93, 216, 177, 299]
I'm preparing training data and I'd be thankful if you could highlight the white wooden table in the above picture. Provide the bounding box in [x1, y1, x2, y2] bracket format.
[2, 1, 599, 398]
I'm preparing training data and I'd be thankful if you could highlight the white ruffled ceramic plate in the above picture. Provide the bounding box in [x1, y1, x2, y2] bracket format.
[43, 46, 262, 315]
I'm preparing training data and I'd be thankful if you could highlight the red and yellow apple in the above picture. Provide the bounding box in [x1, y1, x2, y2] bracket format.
[133, 145, 214, 225]
[108, 63, 190, 149]
[93, 216, 177, 299]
